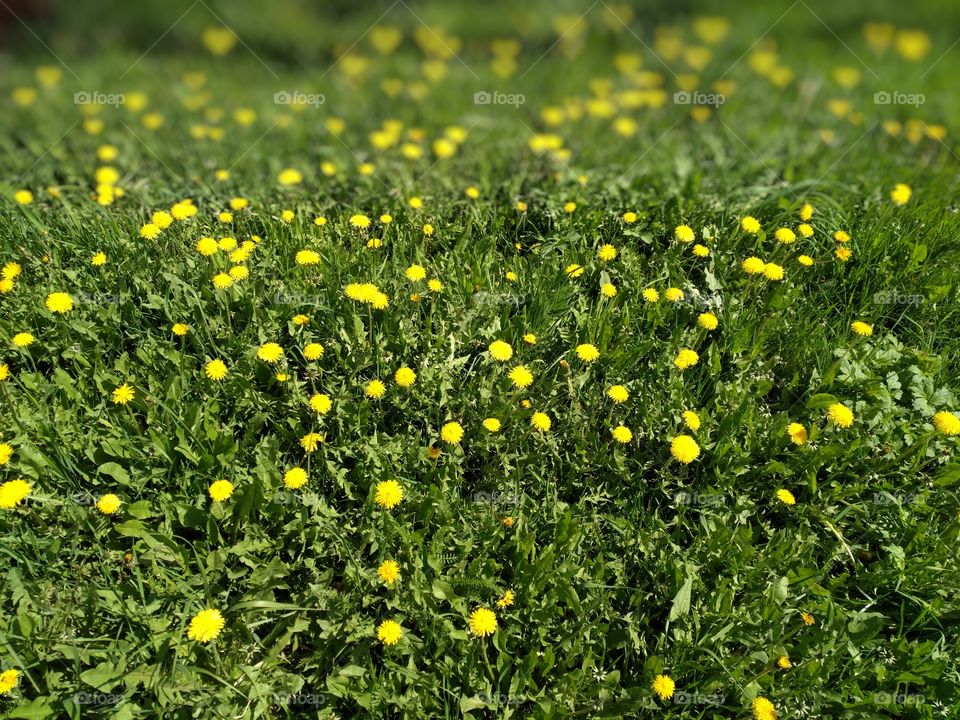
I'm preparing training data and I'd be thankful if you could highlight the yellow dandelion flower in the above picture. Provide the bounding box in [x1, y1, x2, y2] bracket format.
[187, 608, 225, 643]
[468, 608, 498, 637]
[440, 421, 464, 444]
[787, 423, 808, 445]
[488, 340, 513, 361]
[257, 343, 283, 363]
[284, 467, 308, 490]
[366, 379, 386, 399]
[377, 619, 403, 645]
[652, 674, 675, 700]
[377, 559, 401, 585]
[827, 403, 854, 428]
[509, 365, 533, 388]
[208, 479, 234, 502]
[575, 343, 600, 362]
[670, 435, 700, 463]
[374, 480, 404, 509]
[0, 479, 32, 509]
[112, 384, 134, 405]
[45, 292, 74, 313]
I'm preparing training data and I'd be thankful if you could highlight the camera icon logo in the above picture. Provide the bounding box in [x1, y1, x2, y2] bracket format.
[474, 90, 492, 105]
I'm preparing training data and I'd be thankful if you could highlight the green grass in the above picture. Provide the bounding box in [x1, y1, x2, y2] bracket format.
[1, 1, 959, 718]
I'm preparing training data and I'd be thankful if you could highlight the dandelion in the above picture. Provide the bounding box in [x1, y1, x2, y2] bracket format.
[787, 423, 808, 445]
[12, 332, 34, 348]
[506, 271, 518, 282]
[674, 224, 695, 243]
[196, 237, 218, 256]
[0, 444, 11, 465]
[597, 244, 618, 261]
[801, 612, 815, 626]
[366, 379, 386, 399]
[670, 435, 700, 463]
[257, 343, 283, 363]
[497, 589, 515, 608]
[674, 349, 699, 370]
[643, 288, 660, 302]
[112, 384, 134, 405]
[2, 262, 21, 280]
[742, 257, 765, 274]
[741, 216, 761, 234]
[14, 190, 33, 205]
[523, 333, 536, 345]
[483, 418, 501, 432]
[798, 223, 814, 238]
[377, 619, 403, 645]
[698, 312, 718, 330]
[278, 168, 302, 186]
[488, 340, 513, 361]
[752, 696, 777, 720]
[932, 411, 960, 436]
[140, 223, 161, 240]
[774, 227, 796, 244]
[777, 655, 792, 669]
[890, 183, 912, 206]
[622, 211, 637, 223]
[851, 321, 873, 336]
[45, 292, 74, 313]
[212, 273, 234, 289]
[611, 425, 633, 443]
[763, 263, 784, 281]
[563, 201, 577, 214]
[304, 343, 324, 360]
[601, 283, 617, 297]
[205, 359, 228, 381]
[776, 488, 796, 505]
[92, 252, 107, 266]
[468, 608, 498, 637]
[374, 480, 404, 509]
[172, 323, 189, 336]
[575, 343, 600, 362]
[208, 480, 234, 502]
[565, 264, 584, 278]
[441, 421, 464, 444]
[509, 365, 533, 388]
[682, 411, 701, 431]
[187, 609, 225, 643]
[428, 278, 443, 292]
[405, 264, 426, 281]
[377, 560, 401, 585]
[664, 287, 684, 302]
[308, 393, 332, 415]
[96, 494, 121, 515]
[834, 230, 850, 243]
[295, 250, 320, 266]
[835, 246, 852, 261]
[0, 479, 31, 509]
[284, 468, 308, 490]
[608, 385, 629, 403]
[531, 411, 551, 431]
[692, 244, 710, 257]
[300, 433, 323, 452]
[292, 314, 309, 326]
[0, 669, 19, 694]
[652, 675, 675, 700]
[827, 403, 854, 428]
[349, 214, 372, 229]
[395, 366, 416, 387]
[798, 255, 814, 267]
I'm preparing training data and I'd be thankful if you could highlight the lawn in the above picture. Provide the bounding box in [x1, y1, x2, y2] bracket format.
[1, 1, 959, 718]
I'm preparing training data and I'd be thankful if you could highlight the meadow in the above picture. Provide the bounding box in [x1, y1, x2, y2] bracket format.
[1, 1, 959, 718]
